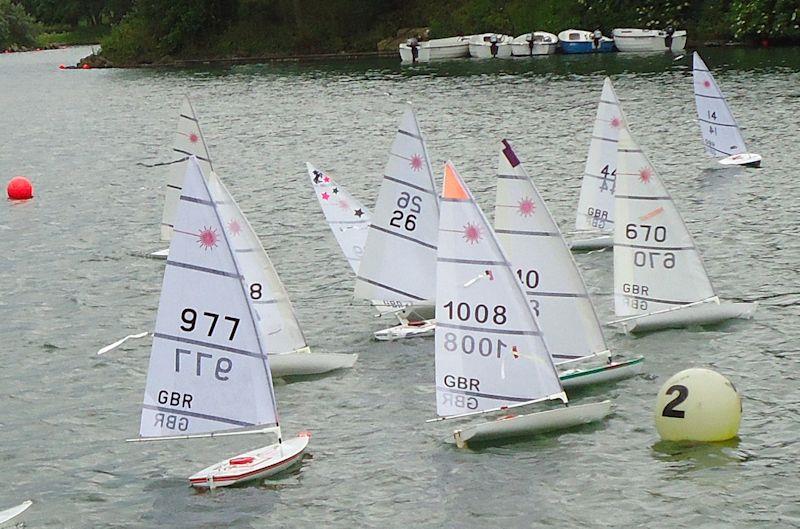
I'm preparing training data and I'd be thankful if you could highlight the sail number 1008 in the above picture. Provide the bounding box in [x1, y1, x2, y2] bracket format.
[442, 301, 507, 325]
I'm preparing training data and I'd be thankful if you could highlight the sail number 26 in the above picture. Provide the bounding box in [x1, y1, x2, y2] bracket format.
[389, 191, 422, 232]
[180, 308, 240, 341]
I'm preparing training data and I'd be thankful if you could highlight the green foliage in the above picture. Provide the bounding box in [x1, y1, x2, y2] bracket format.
[37, 23, 111, 45]
[0, 0, 38, 50]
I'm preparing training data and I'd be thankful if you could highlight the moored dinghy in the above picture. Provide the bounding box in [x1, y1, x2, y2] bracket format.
[612, 28, 687, 52]
[495, 140, 643, 390]
[692, 52, 761, 167]
[607, 128, 757, 334]
[399, 36, 471, 63]
[558, 29, 615, 53]
[510, 31, 558, 56]
[431, 162, 611, 448]
[153, 96, 214, 259]
[134, 157, 309, 488]
[354, 106, 439, 340]
[571, 77, 630, 251]
[206, 171, 356, 376]
[468, 33, 513, 58]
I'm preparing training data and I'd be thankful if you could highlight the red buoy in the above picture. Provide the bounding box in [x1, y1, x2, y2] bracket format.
[59, 64, 65, 69]
[82, 63, 91, 69]
[7, 176, 33, 200]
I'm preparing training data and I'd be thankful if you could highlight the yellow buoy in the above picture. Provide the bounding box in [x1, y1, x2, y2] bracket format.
[654, 368, 741, 442]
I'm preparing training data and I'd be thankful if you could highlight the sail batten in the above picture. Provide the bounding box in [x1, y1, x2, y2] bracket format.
[354, 106, 439, 304]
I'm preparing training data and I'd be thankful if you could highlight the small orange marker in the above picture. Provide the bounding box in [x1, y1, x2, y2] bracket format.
[442, 162, 469, 201]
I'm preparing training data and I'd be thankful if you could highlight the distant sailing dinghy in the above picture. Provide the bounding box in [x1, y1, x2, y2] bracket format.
[206, 171, 356, 376]
[495, 140, 643, 389]
[153, 96, 214, 258]
[692, 52, 761, 167]
[354, 106, 439, 341]
[571, 77, 630, 251]
[0, 500, 32, 526]
[608, 129, 757, 334]
[431, 162, 611, 448]
[134, 157, 309, 488]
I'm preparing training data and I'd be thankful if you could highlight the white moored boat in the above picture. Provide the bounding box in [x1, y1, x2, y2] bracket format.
[558, 29, 615, 53]
[0, 500, 32, 526]
[468, 33, 513, 58]
[399, 36, 471, 63]
[152, 96, 213, 259]
[612, 28, 687, 52]
[495, 139, 643, 390]
[133, 157, 311, 488]
[570, 78, 630, 251]
[692, 52, 761, 167]
[510, 32, 558, 56]
[354, 106, 439, 339]
[430, 162, 611, 448]
[607, 128, 757, 334]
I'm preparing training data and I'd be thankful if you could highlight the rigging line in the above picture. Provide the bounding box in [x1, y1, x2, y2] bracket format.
[136, 156, 189, 168]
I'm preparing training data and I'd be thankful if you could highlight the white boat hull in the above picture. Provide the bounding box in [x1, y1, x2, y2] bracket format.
[569, 234, 613, 251]
[451, 400, 611, 448]
[399, 37, 471, 63]
[189, 433, 310, 489]
[718, 152, 762, 168]
[559, 356, 644, 390]
[469, 43, 512, 58]
[0, 500, 32, 526]
[269, 350, 357, 377]
[615, 301, 757, 334]
[510, 42, 557, 56]
[612, 29, 687, 52]
[150, 248, 169, 259]
[374, 319, 435, 341]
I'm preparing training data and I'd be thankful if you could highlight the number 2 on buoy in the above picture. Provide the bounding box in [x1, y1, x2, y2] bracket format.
[661, 384, 688, 418]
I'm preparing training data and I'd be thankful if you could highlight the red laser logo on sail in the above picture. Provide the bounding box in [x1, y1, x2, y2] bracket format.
[462, 222, 483, 245]
[410, 154, 424, 171]
[610, 116, 622, 128]
[518, 197, 536, 217]
[188, 133, 199, 143]
[197, 226, 219, 250]
[228, 219, 242, 236]
[639, 167, 653, 183]
[703, 79, 711, 88]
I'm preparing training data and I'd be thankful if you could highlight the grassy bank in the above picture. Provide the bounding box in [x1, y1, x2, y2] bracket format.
[37, 24, 111, 47]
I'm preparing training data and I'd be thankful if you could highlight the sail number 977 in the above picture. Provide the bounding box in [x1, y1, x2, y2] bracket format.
[389, 191, 422, 232]
[443, 301, 507, 325]
[175, 348, 232, 381]
[180, 308, 240, 341]
[443, 332, 507, 358]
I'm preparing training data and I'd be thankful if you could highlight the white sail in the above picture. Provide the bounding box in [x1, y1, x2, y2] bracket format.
[306, 163, 371, 274]
[575, 78, 630, 233]
[613, 128, 716, 318]
[140, 157, 278, 438]
[435, 162, 564, 418]
[161, 97, 214, 241]
[354, 106, 439, 304]
[495, 140, 608, 364]
[206, 171, 307, 355]
[692, 52, 748, 158]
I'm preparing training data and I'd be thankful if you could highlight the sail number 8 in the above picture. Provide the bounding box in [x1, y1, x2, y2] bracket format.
[443, 301, 507, 325]
[389, 191, 422, 232]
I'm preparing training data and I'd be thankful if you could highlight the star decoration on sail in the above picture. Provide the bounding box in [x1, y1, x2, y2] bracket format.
[228, 219, 242, 236]
[462, 222, 483, 245]
[638, 167, 653, 184]
[354, 208, 364, 218]
[333, 187, 339, 194]
[188, 133, 199, 143]
[323, 176, 331, 183]
[410, 154, 424, 172]
[197, 226, 219, 250]
[517, 197, 536, 217]
[610, 116, 622, 128]
[321, 192, 330, 200]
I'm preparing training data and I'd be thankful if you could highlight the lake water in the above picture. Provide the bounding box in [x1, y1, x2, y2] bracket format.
[1, 45, 799, 528]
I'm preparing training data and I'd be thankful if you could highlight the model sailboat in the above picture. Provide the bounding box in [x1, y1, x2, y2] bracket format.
[135, 157, 310, 488]
[432, 162, 611, 448]
[608, 128, 757, 333]
[205, 171, 357, 376]
[152, 96, 214, 258]
[353, 106, 438, 340]
[571, 78, 629, 250]
[692, 52, 761, 167]
[495, 140, 643, 388]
